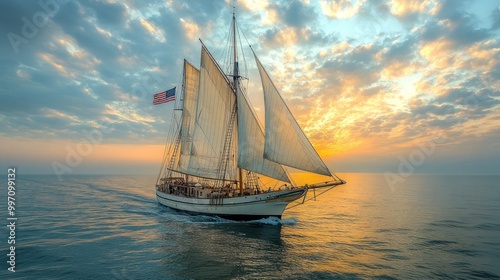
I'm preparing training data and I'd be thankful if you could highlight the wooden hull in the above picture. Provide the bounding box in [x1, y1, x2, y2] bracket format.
[156, 188, 307, 221]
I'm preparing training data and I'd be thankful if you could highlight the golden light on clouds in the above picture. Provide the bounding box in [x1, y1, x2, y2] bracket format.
[331, 41, 351, 56]
[237, 0, 270, 12]
[276, 26, 299, 46]
[320, 0, 366, 19]
[396, 75, 420, 100]
[388, 0, 438, 17]
[140, 18, 155, 33]
[38, 52, 68, 76]
[235, 0, 279, 25]
[180, 18, 200, 41]
[419, 38, 456, 69]
[262, 8, 279, 25]
[54, 34, 101, 69]
[42, 108, 81, 125]
[96, 26, 112, 38]
[140, 18, 166, 42]
[381, 60, 421, 79]
[298, 96, 370, 157]
[465, 40, 500, 72]
[105, 102, 155, 126]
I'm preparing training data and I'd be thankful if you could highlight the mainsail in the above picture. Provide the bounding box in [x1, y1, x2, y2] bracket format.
[254, 54, 332, 177]
[237, 87, 290, 183]
[183, 45, 237, 180]
[178, 60, 199, 172]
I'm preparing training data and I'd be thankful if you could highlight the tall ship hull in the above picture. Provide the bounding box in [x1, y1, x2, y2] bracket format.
[156, 187, 307, 220]
[153, 10, 345, 220]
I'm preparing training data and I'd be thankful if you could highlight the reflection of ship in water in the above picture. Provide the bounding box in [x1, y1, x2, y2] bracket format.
[210, 219, 285, 245]
[156, 214, 288, 279]
[154, 10, 345, 220]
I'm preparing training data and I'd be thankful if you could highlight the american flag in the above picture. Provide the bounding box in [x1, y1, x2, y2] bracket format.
[153, 87, 176, 105]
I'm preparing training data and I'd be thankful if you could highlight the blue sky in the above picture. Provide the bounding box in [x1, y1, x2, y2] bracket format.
[0, 0, 499, 175]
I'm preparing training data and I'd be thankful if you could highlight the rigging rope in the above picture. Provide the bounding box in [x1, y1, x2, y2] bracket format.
[156, 69, 184, 184]
[285, 185, 339, 210]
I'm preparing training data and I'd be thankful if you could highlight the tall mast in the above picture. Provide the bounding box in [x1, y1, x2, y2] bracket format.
[232, 9, 244, 195]
[232, 10, 239, 87]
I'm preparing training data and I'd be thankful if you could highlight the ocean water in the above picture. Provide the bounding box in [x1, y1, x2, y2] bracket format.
[1, 173, 499, 279]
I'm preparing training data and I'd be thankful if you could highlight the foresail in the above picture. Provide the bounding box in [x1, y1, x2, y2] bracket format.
[237, 87, 291, 183]
[254, 54, 332, 176]
[178, 60, 199, 172]
[184, 46, 237, 180]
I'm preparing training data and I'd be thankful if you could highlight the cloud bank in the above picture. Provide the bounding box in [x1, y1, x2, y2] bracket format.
[0, 0, 498, 174]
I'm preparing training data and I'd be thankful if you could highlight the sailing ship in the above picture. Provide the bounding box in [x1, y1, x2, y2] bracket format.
[155, 12, 345, 220]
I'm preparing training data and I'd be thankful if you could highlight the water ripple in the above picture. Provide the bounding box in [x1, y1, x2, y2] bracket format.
[2, 174, 499, 280]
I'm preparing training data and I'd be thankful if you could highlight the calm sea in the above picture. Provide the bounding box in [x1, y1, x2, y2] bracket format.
[1, 173, 499, 279]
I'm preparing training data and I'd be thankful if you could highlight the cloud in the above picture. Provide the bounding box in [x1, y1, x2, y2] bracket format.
[0, 0, 499, 174]
[85, 0, 127, 27]
[319, 42, 382, 92]
[257, 1, 500, 165]
[0, 0, 182, 144]
[320, 0, 367, 19]
[139, 18, 166, 42]
[492, 6, 500, 30]
[418, 1, 492, 47]
[275, 0, 317, 28]
[387, 0, 438, 19]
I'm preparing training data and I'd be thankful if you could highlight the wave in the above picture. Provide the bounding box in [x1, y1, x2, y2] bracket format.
[249, 216, 298, 225]
[156, 208, 298, 225]
[423, 239, 458, 246]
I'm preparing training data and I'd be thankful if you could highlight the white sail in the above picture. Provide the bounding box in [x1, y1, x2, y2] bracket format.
[184, 46, 237, 180]
[237, 87, 291, 183]
[255, 54, 332, 176]
[178, 60, 199, 172]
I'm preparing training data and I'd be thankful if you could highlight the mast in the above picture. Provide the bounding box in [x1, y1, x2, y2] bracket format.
[232, 9, 244, 195]
[232, 11, 238, 86]
[165, 66, 185, 179]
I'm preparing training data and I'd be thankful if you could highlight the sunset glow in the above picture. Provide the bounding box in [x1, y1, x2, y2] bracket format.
[1, 0, 499, 175]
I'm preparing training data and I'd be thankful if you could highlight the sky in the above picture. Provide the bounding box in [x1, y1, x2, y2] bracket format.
[0, 0, 499, 177]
